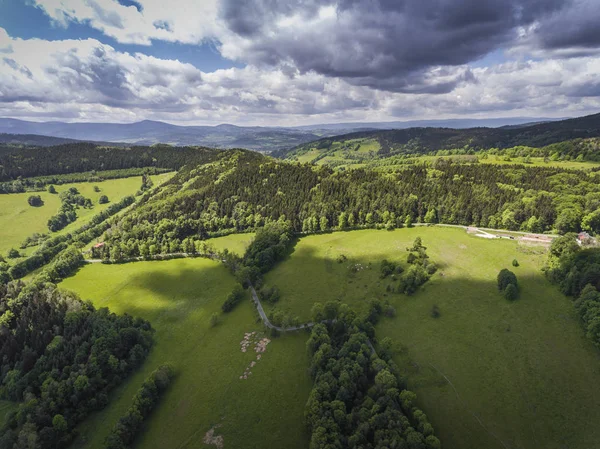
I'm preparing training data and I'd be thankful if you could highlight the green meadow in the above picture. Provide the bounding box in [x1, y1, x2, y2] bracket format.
[207, 232, 255, 256]
[0, 174, 171, 258]
[263, 227, 600, 449]
[60, 255, 311, 449]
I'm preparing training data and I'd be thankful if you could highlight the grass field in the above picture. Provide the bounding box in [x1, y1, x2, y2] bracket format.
[263, 227, 600, 449]
[207, 233, 255, 256]
[0, 174, 171, 258]
[60, 258, 311, 449]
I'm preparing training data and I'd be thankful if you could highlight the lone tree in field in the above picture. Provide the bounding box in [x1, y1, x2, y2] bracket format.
[98, 195, 109, 204]
[27, 195, 43, 207]
[497, 268, 519, 300]
[497, 269, 518, 291]
[48, 184, 57, 194]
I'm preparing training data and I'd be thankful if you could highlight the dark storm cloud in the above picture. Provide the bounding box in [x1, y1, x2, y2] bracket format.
[534, 0, 600, 51]
[566, 81, 600, 98]
[219, 0, 585, 92]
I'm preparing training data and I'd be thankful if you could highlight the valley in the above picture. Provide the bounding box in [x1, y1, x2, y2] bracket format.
[2, 112, 600, 449]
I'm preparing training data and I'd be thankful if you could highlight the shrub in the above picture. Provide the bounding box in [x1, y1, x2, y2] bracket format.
[210, 312, 219, 327]
[94, 186, 101, 192]
[380, 259, 397, 278]
[367, 300, 384, 324]
[47, 184, 57, 194]
[99, 195, 109, 204]
[323, 300, 339, 320]
[504, 283, 519, 301]
[426, 263, 438, 275]
[27, 195, 44, 207]
[430, 304, 441, 318]
[384, 305, 396, 317]
[7, 248, 20, 259]
[512, 259, 519, 267]
[0, 267, 9, 285]
[398, 264, 430, 295]
[222, 285, 245, 312]
[311, 302, 325, 322]
[260, 285, 281, 304]
[497, 269, 518, 291]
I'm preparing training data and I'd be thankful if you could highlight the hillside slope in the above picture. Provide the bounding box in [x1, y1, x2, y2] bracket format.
[278, 112, 600, 160]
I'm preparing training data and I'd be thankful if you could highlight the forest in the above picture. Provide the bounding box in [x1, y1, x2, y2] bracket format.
[305, 309, 440, 449]
[0, 281, 153, 449]
[88, 150, 600, 264]
[0, 143, 229, 181]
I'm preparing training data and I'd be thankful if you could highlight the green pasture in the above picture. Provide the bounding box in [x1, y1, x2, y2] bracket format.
[263, 227, 600, 449]
[0, 174, 170, 258]
[207, 233, 255, 256]
[61, 258, 311, 449]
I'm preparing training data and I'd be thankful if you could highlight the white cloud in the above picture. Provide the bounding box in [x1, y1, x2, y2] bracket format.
[1, 27, 600, 125]
[32, 0, 221, 45]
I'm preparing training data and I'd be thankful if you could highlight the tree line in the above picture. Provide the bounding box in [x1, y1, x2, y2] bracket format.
[0, 167, 170, 194]
[105, 364, 175, 449]
[545, 235, 600, 349]
[47, 187, 93, 232]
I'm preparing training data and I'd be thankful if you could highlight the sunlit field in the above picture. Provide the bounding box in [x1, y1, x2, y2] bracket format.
[263, 227, 600, 449]
[0, 173, 171, 258]
[61, 258, 311, 449]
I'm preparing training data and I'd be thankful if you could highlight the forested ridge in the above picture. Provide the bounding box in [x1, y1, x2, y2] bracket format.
[279, 112, 600, 159]
[0, 143, 229, 181]
[93, 150, 600, 262]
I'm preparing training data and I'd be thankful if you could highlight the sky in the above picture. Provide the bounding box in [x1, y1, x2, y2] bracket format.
[0, 0, 599, 126]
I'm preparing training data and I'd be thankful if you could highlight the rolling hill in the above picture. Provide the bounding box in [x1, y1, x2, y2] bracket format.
[0, 116, 560, 152]
[277, 112, 600, 161]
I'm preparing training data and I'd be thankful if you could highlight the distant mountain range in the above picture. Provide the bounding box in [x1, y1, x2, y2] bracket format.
[0, 133, 125, 147]
[277, 112, 600, 159]
[0, 116, 562, 152]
